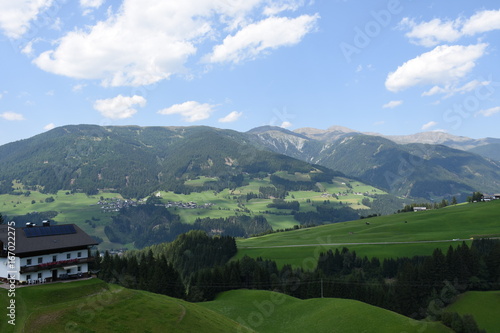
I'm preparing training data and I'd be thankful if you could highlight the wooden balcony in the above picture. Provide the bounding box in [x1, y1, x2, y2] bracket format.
[20, 257, 95, 274]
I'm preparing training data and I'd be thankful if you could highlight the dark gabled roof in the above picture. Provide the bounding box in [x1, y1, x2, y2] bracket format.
[0, 224, 97, 255]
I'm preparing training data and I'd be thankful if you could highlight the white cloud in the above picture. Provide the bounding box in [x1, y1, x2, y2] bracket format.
[21, 40, 34, 55]
[218, 111, 243, 123]
[80, 0, 104, 9]
[475, 106, 500, 117]
[280, 121, 292, 129]
[44, 122, 56, 130]
[72, 83, 87, 92]
[400, 9, 500, 47]
[399, 17, 461, 47]
[158, 101, 215, 122]
[93, 95, 146, 119]
[0, 112, 25, 121]
[462, 9, 500, 35]
[80, 0, 105, 16]
[33, 0, 317, 87]
[382, 100, 403, 109]
[263, 0, 304, 16]
[385, 43, 487, 92]
[422, 79, 491, 98]
[421, 121, 438, 130]
[0, 0, 54, 39]
[203, 14, 319, 64]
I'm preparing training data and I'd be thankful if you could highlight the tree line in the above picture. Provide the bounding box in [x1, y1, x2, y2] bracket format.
[95, 229, 499, 331]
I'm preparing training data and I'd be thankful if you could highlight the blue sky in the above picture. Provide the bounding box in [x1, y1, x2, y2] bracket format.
[1, 0, 499, 145]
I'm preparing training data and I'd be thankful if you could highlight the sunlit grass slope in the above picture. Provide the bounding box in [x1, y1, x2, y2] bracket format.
[201, 289, 452, 333]
[445, 291, 500, 333]
[0, 279, 252, 333]
[235, 200, 500, 268]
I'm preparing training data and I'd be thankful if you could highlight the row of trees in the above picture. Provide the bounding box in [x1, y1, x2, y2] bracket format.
[96, 228, 500, 327]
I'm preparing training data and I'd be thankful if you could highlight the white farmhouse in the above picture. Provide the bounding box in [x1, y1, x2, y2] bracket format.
[0, 222, 97, 284]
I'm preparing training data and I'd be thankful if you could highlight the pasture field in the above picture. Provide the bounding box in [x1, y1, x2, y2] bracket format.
[0, 279, 249, 333]
[201, 289, 452, 333]
[445, 291, 500, 333]
[235, 200, 500, 268]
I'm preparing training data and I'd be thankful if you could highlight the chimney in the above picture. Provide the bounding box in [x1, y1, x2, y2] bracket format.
[42, 220, 50, 227]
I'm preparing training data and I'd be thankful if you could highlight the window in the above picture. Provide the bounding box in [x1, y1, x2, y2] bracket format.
[66, 269, 71, 274]
[27, 259, 32, 265]
[66, 253, 71, 259]
[77, 252, 82, 257]
[26, 274, 31, 280]
[52, 255, 57, 262]
[38, 273, 42, 279]
[77, 266, 81, 272]
[38, 257, 43, 264]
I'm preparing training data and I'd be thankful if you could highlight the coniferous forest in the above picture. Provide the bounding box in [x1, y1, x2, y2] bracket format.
[94, 231, 499, 332]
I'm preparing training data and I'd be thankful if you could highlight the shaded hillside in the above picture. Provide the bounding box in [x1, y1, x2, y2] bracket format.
[0, 125, 329, 198]
[468, 143, 500, 162]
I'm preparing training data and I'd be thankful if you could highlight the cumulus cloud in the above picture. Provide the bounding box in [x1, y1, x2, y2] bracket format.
[400, 9, 500, 47]
[218, 111, 243, 123]
[32, 0, 318, 87]
[93, 95, 146, 119]
[385, 43, 487, 92]
[382, 100, 403, 109]
[44, 122, 56, 130]
[475, 106, 500, 117]
[204, 14, 319, 64]
[421, 121, 438, 130]
[0, 0, 54, 39]
[0, 111, 25, 121]
[158, 101, 215, 122]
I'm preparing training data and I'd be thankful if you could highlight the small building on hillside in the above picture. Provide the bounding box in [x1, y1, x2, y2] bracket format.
[0, 221, 97, 284]
[413, 207, 427, 212]
[494, 194, 500, 200]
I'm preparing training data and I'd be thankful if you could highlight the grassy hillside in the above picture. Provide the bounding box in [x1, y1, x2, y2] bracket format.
[201, 289, 452, 333]
[445, 291, 500, 333]
[235, 200, 500, 268]
[0, 279, 455, 333]
[0, 279, 252, 333]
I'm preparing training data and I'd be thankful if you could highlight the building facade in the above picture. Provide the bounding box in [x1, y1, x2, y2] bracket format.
[0, 222, 97, 284]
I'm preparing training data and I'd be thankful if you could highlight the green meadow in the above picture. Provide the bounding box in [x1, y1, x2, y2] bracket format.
[0, 279, 249, 333]
[445, 291, 500, 333]
[234, 200, 500, 268]
[201, 289, 452, 333]
[0, 279, 452, 333]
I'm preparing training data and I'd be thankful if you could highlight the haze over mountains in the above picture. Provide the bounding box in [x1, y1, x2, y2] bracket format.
[1, 124, 499, 202]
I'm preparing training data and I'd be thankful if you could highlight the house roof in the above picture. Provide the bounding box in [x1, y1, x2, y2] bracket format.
[0, 223, 97, 255]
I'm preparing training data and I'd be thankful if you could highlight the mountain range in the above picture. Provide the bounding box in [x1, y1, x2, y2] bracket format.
[247, 126, 500, 200]
[0, 124, 499, 201]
